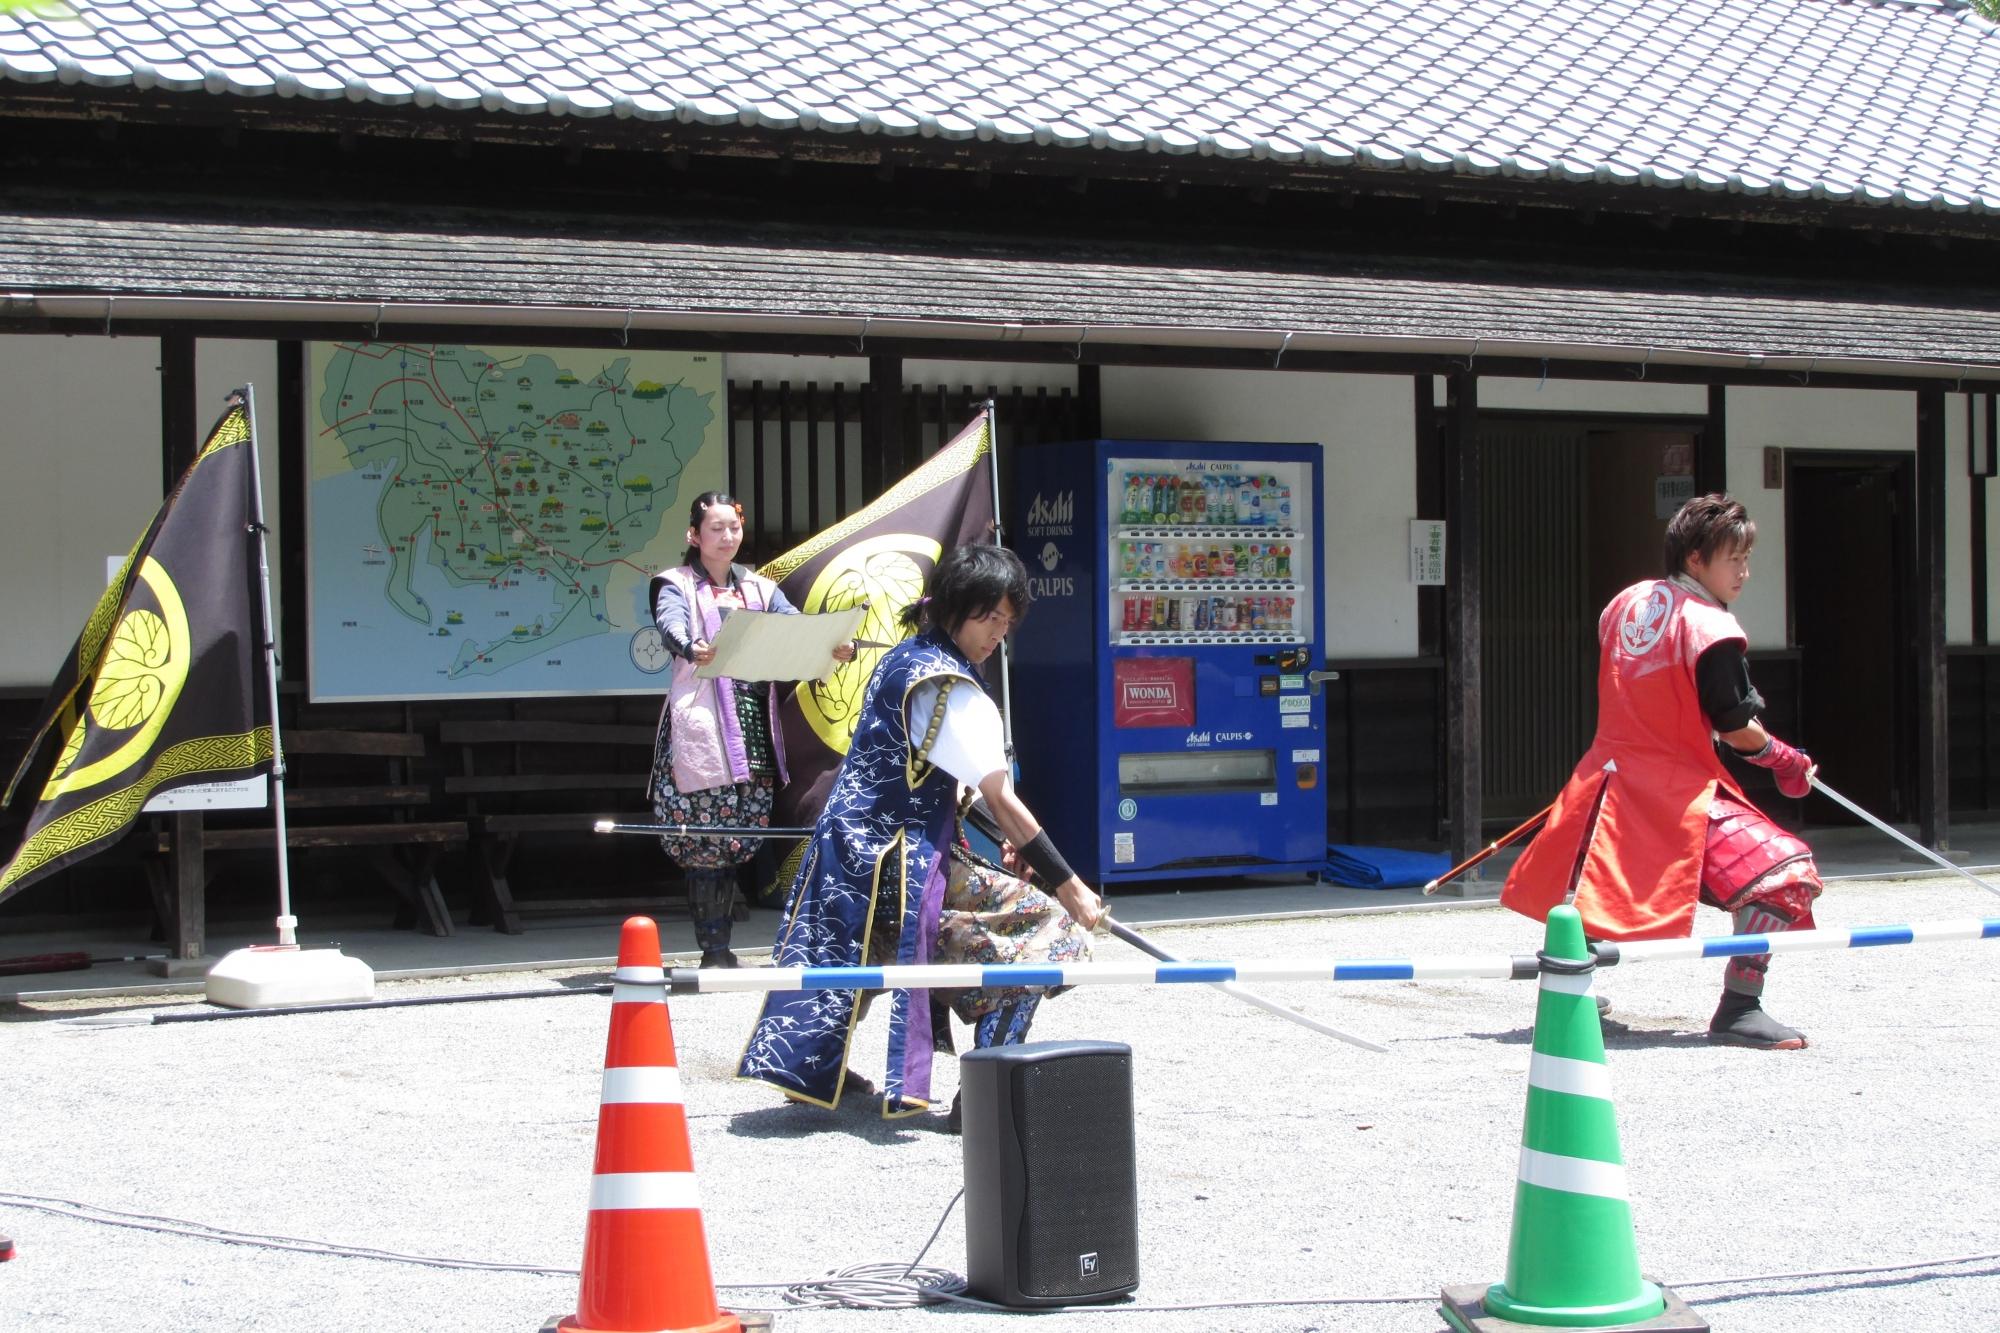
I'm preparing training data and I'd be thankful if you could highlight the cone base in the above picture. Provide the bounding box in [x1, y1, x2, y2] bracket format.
[1440, 1282, 1709, 1332]
[545, 1311, 758, 1333]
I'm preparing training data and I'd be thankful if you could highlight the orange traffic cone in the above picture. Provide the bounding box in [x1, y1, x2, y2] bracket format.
[548, 917, 742, 1333]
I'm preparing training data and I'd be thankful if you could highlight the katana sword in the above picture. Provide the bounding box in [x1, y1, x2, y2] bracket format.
[1101, 914, 1388, 1054]
[593, 819, 813, 840]
[1810, 776, 2000, 900]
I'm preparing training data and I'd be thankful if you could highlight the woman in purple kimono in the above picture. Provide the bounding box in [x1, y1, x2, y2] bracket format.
[649, 491, 852, 967]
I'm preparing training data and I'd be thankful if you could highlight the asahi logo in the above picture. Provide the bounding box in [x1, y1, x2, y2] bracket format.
[1185, 730, 1212, 747]
[1024, 490, 1074, 536]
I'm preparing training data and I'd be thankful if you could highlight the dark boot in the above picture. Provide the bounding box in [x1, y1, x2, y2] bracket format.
[1707, 990, 1807, 1049]
[698, 947, 740, 969]
[945, 1092, 962, 1135]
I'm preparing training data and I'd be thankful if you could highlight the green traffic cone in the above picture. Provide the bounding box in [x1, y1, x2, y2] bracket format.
[1482, 905, 1663, 1326]
[1441, 904, 1709, 1332]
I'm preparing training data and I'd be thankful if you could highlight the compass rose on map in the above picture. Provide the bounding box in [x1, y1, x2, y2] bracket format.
[629, 627, 672, 674]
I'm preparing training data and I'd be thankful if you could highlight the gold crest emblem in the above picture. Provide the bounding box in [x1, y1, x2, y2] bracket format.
[791, 533, 940, 753]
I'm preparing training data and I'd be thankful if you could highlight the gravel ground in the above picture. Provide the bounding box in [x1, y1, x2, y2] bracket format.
[4, 875, 1999, 1333]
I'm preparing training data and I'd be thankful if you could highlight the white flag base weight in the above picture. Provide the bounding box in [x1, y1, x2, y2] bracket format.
[204, 944, 375, 1009]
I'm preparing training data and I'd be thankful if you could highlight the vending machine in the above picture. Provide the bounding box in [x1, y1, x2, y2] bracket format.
[1008, 440, 1326, 885]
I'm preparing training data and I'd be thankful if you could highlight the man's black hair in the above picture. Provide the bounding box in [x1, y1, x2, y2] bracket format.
[899, 544, 1032, 635]
[1664, 493, 1756, 578]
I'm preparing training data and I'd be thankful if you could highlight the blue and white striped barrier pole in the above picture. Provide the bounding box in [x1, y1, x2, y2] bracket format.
[647, 918, 2000, 993]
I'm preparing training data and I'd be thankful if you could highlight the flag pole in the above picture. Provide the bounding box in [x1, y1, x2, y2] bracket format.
[238, 385, 297, 948]
[202, 390, 370, 1007]
[984, 399, 1018, 769]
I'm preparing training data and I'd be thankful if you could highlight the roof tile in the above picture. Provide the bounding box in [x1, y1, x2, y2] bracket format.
[3, 0, 1997, 215]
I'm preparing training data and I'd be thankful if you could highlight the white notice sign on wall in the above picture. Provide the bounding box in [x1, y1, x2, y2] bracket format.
[1409, 519, 1446, 586]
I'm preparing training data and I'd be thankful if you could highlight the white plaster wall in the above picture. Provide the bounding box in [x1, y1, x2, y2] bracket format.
[1946, 394, 1972, 644]
[1941, 393, 2000, 647]
[1100, 367, 1417, 657]
[722, 353, 1082, 395]
[723, 352, 869, 385]
[1724, 386, 1916, 648]
[0, 336, 164, 688]
[905, 358, 1082, 393]
[1462, 376, 1708, 415]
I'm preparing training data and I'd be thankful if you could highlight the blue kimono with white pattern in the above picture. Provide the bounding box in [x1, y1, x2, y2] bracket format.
[737, 628, 981, 1115]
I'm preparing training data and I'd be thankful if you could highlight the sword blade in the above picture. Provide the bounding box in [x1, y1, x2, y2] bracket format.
[1811, 776, 2000, 899]
[1103, 916, 1387, 1053]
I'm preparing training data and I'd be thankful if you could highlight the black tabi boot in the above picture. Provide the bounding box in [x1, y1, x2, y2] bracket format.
[1707, 989, 1807, 1050]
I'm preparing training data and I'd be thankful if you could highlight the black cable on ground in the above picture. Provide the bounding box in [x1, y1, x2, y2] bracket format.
[7, 1188, 2000, 1317]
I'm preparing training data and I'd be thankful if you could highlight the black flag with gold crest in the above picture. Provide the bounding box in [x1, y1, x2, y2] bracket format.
[759, 412, 995, 866]
[0, 400, 274, 902]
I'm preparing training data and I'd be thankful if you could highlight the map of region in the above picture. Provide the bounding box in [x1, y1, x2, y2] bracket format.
[307, 341, 724, 700]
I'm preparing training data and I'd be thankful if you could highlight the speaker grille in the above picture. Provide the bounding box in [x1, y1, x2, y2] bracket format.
[1014, 1053, 1138, 1298]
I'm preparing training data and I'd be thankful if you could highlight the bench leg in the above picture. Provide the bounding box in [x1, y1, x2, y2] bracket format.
[472, 837, 525, 935]
[365, 847, 455, 938]
[142, 859, 172, 946]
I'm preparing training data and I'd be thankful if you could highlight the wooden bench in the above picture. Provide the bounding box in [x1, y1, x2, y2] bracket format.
[146, 729, 466, 959]
[439, 719, 664, 934]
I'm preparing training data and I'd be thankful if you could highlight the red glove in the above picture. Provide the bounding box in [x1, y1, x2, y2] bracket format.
[1743, 735, 1815, 799]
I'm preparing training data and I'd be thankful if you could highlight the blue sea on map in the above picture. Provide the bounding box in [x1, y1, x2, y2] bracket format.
[310, 464, 666, 700]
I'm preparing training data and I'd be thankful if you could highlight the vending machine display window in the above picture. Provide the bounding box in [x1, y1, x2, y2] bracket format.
[1009, 439, 1326, 884]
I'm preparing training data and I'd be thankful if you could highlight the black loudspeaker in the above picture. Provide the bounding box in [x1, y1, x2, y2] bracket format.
[961, 1039, 1139, 1307]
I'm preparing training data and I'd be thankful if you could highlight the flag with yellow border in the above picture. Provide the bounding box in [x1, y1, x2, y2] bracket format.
[1, 401, 274, 901]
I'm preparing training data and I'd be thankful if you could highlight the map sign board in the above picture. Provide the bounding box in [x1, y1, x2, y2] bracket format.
[307, 342, 724, 701]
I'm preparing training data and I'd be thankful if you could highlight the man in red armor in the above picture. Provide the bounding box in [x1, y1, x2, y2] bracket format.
[1503, 494, 1819, 1049]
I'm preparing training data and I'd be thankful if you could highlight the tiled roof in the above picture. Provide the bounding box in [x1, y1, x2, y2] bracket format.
[2, 0, 1998, 217]
[4, 210, 1999, 376]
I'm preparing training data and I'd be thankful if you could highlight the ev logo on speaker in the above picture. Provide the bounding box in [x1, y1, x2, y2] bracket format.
[1078, 1252, 1100, 1279]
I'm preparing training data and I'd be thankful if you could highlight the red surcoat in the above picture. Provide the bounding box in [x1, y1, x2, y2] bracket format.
[1501, 578, 1763, 941]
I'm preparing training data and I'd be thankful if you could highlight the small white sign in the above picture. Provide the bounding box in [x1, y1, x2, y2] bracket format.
[1260, 791, 1278, 805]
[1277, 695, 1311, 714]
[1112, 832, 1136, 864]
[1291, 749, 1321, 763]
[145, 775, 269, 812]
[1654, 475, 1696, 519]
[1409, 519, 1446, 586]
[1281, 713, 1310, 729]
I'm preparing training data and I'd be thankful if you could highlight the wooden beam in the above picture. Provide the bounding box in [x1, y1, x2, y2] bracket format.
[865, 353, 904, 500]
[277, 341, 306, 681]
[1917, 385, 1949, 849]
[1076, 362, 1102, 439]
[1972, 395, 1992, 646]
[1442, 372, 1483, 865]
[158, 332, 196, 492]
[1700, 384, 1728, 496]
